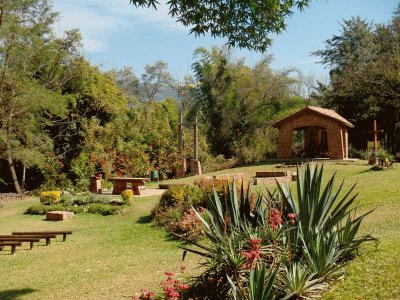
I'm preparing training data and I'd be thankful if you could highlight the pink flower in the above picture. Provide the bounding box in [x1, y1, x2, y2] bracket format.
[178, 284, 190, 291]
[165, 271, 175, 277]
[269, 208, 283, 229]
[249, 237, 262, 249]
[287, 213, 296, 224]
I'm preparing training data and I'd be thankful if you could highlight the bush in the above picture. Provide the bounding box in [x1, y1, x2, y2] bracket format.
[87, 203, 120, 215]
[158, 185, 204, 208]
[39, 191, 61, 204]
[193, 176, 252, 203]
[25, 204, 84, 215]
[169, 208, 205, 241]
[348, 144, 368, 159]
[121, 189, 134, 205]
[153, 185, 205, 240]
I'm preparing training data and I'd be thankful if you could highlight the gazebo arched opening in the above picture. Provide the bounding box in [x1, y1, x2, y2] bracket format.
[292, 126, 329, 158]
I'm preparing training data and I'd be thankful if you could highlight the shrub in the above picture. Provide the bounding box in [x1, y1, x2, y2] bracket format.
[348, 144, 368, 159]
[153, 185, 205, 240]
[26, 204, 64, 215]
[193, 176, 251, 201]
[168, 208, 205, 241]
[121, 189, 134, 205]
[25, 204, 84, 215]
[39, 191, 61, 204]
[87, 203, 120, 215]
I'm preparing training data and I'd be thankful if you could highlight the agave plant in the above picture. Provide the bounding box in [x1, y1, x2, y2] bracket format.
[280, 262, 327, 299]
[181, 180, 285, 299]
[300, 229, 343, 279]
[276, 163, 376, 277]
[192, 179, 269, 243]
[229, 265, 279, 300]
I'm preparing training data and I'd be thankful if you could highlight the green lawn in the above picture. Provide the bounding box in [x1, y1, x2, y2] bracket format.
[1, 161, 400, 299]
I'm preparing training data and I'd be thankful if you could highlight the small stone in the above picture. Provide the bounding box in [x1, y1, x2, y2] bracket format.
[46, 211, 74, 221]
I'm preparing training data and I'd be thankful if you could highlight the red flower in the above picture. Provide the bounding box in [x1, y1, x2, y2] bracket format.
[140, 289, 154, 299]
[165, 271, 175, 277]
[249, 237, 262, 249]
[287, 213, 296, 224]
[268, 208, 283, 229]
[178, 284, 190, 291]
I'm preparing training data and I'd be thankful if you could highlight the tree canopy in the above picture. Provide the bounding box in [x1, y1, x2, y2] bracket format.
[129, 0, 312, 52]
[313, 8, 400, 152]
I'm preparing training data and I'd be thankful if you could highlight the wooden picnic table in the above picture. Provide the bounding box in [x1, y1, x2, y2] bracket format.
[109, 177, 150, 195]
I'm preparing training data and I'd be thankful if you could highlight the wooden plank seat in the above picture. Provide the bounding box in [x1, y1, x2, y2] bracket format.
[0, 241, 22, 254]
[11, 233, 58, 245]
[13, 231, 72, 242]
[0, 236, 40, 249]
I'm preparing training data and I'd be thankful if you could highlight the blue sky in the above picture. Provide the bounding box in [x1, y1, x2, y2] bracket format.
[53, 0, 398, 80]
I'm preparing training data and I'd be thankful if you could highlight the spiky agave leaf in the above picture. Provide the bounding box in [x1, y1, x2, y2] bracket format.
[280, 262, 327, 300]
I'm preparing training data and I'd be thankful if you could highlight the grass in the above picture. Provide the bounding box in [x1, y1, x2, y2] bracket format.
[1, 160, 400, 299]
[0, 196, 198, 299]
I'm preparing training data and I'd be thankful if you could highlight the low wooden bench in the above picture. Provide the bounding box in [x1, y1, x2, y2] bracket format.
[13, 231, 72, 242]
[12, 233, 58, 245]
[109, 177, 150, 195]
[0, 241, 22, 254]
[0, 236, 40, 249]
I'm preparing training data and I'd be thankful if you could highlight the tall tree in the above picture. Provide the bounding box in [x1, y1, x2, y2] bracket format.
[140, 60, 174, 102]
[314, 11, 400, 151]
[129, 0, 312, 52]
[0, 0, 82, 193]
[191, 46, 305, 162]
[108, 66, 140, 99]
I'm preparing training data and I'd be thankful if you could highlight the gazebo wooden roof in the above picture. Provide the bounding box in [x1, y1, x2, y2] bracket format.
[273, 106, 354, 129]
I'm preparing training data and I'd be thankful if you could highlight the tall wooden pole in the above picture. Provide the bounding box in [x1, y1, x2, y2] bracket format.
[373, 119, 378, 153]
[194, 116, 198, 160]
[178, 111, 183, 155]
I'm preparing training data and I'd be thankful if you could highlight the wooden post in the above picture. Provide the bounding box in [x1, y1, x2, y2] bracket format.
[178, 111, 183, 154]
[194, 117, 198, 160]
[367, 120, 384, 153]
[367, 119, 384, 165]
[373, 120, 378, 153]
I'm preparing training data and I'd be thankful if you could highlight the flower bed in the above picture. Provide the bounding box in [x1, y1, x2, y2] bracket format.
[26, 193, 131, 216]
[139, 163, 376, 299]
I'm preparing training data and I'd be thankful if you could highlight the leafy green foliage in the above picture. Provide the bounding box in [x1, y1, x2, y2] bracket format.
[0, 0, 82, 193]
[129, 0, 312, 52]
[25, 204, 84, 215]
[153, 185, 205, 240]
[191, 46, 306, 162]
[314, 11, 400, 152]
[87, 203, 120, 216]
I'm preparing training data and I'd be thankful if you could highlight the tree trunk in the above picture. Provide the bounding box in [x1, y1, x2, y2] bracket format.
[7, 156, 22, 194]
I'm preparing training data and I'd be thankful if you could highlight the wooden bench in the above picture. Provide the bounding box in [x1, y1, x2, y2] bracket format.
[0, 241, 22, 254]
[13, 231, 70, 244]
[0, 236, 40, 249]
[109, 177, 150, 195]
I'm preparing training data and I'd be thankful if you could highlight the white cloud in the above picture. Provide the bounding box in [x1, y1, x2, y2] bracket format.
[53, 0, 184, 53]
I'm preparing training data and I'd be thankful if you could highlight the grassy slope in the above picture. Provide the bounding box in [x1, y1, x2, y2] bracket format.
[1, 161, 399, 299]
[0, 197, 198, 300]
